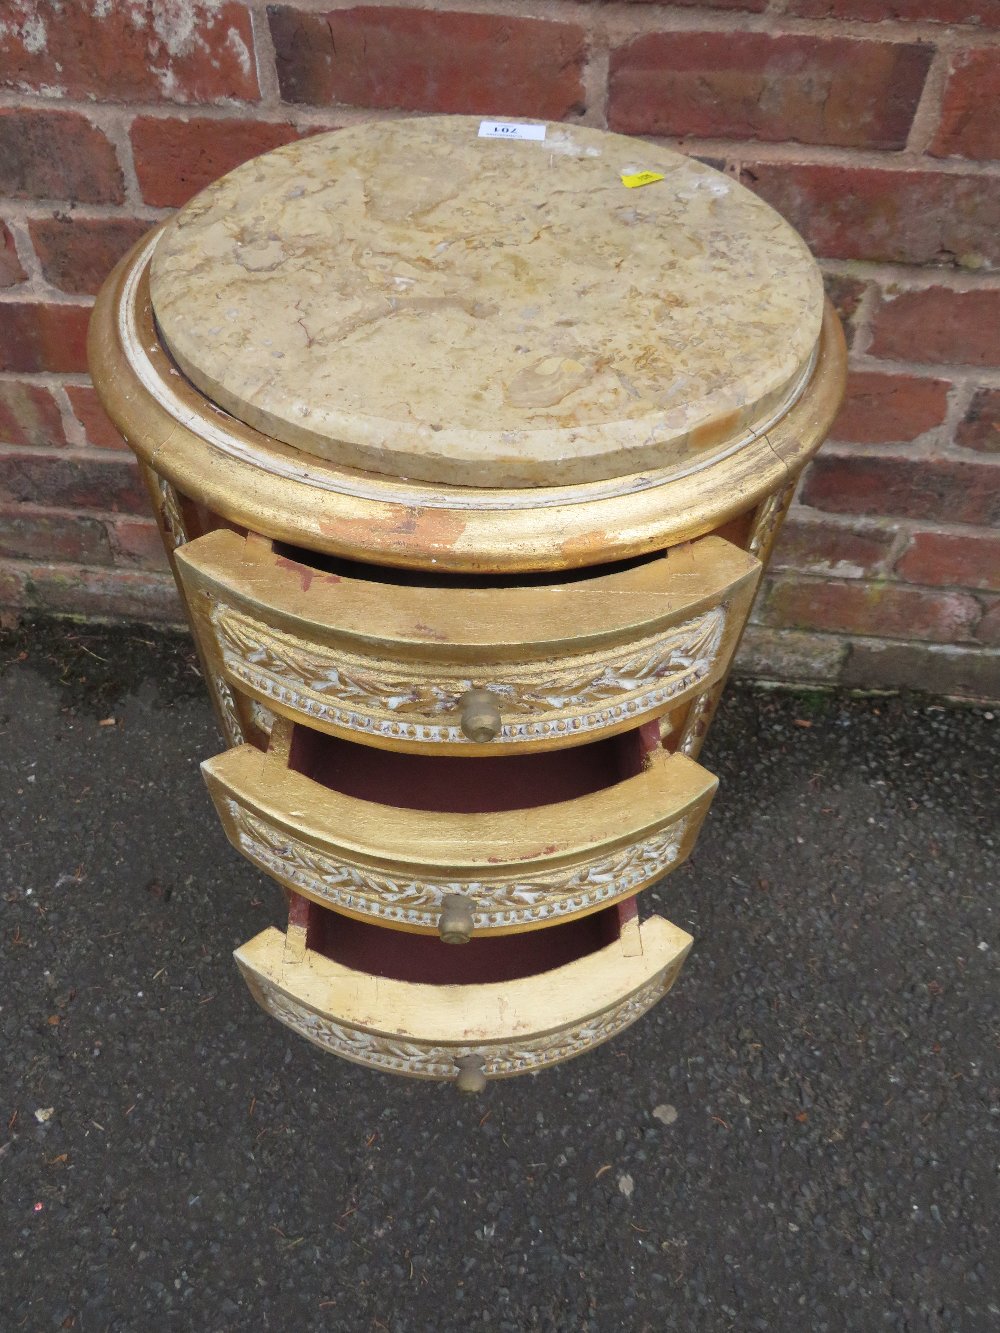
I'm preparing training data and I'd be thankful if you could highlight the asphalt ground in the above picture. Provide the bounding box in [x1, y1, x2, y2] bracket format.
[1, 621, 997, 1333]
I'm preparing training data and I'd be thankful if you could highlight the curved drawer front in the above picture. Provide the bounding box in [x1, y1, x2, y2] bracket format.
[203, 744, 717, 935]
[176, 530, 760, 755]
[235, 917, 692, 1082]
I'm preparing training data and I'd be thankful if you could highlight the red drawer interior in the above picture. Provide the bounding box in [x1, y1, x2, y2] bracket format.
[287, 718, 662, 813]
[294, 893, 638, 985]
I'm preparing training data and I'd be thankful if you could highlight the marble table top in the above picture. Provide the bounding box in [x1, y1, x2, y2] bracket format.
[150, 117, 824, 488]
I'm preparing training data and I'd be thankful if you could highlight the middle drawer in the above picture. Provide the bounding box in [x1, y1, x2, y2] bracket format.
[202, 725, 717, 937]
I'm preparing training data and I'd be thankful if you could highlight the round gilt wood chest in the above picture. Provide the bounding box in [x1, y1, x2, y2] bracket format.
[89, 117, 846, 1090]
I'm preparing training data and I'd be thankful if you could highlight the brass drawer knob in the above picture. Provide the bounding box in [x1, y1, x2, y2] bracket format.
[459, 688, 503, 742]
[455, 1055, 487, 1094]
[438, 893, 475, 945]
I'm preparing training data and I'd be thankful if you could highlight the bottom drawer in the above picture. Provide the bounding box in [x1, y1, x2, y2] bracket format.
[235, 897, 692, 1087]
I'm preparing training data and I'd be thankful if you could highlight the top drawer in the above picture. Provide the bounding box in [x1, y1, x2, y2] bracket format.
[175, 531, 759, 755]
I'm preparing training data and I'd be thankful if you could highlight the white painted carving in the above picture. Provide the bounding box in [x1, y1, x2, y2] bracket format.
[225, 798, 688, 928]
[213, 675, 245, 746]
[249, 698, 276, 736]
[209, 603, 726, 745]
[251, 969, 676, 1079]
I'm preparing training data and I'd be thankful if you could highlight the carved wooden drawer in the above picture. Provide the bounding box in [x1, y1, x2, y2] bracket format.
[175, 529, 760, 755]
[235, 897, 693, 1085]
[203, 728, 716, 937]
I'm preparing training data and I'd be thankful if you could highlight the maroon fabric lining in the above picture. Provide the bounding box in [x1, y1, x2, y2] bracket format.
[288, 723, 657, 813]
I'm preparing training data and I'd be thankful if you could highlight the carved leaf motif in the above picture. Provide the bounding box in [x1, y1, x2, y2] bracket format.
[226, 799, 687, 926]
[257, 969, 673, 1078]
[210, 602, 725, 742]
[213, 675, 244, 746]
[158, 476, 188, 549]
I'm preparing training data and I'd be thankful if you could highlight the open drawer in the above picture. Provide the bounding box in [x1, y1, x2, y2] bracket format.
[176, 529, 759, 755]
[235, 894, 693, 1085]
[203, 723, 717, 937]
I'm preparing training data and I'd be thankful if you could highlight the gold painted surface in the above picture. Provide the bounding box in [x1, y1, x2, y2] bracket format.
[176, 530, 759, 753]
[235, 916, 693, 1080]
[204, 743, 717, 934]
[149, 118, 824, 488]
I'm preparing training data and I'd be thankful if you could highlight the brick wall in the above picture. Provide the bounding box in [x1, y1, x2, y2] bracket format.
[1, 1, 998, 700]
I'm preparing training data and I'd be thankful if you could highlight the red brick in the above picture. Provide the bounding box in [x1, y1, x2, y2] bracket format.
[608, 32, 931, 149]
[895, 530, 1000, 591]
[131, 116, 305, 208]
[741, 163, 1000, 268]
[29, 217, 151, 297]
[0, 560, 182, 625]
[0, 302, 91, 373]
[0, 508, 113, 565]
[0, 1, 258, 104]
[0, 448, 148, 514]
[0, 108, 124, 204]
[1, 223, 25, 287]
[269, 6, 587, 118]
[955, 388, 1000, 452]
[830, 371, 950, 445]
[65, 385, 128, 451]
[869, 288, 1000, 368]
[763, 576, 982, 642]
[107, 519, 170, 571]
[822, 273, 870, 348]
[771, 516, 895, 578]
[788, 1, 1000, 25]
[0, 382, 66, 448]
[932, 50, 1000, 161]
[802, 454, 1000, 526]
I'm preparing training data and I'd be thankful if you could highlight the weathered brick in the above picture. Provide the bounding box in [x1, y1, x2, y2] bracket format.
[955, 388, 1000, 452]
[608, 32, 931, 149]
[932, 49, 1000, 161]
[822, 273, 869, 348]
[842, 641, 999, 701]
[869, 287, 1000, 367]
[65, 385, 128, 451]
[29, 217, 151, 298]
[107, 519, 170, 571]
[895, 530, 1000, 592]
[734, 625, 847, 683]
[1, 223, 25, 287]
[802, 455, 1000, 526]
[269, 6, 587, 118]
[977, 600, 1000, 644]
[623, 0, 766, 8]
[0, 449, 148, 514]
[830, 371, 950, 445]
[763, 576, 982, 642]
[771, 516, 895, 578]
[0, 560, 183, 625]
[0, 1, 258, 104]
[788, 1, 1000, 25]
[0, 562, 27, 612]
[0, 508, 113, 565]
[0, 382, 66, 448]
[0, 108, 123, 203]
[0, 303, 91, 373]
[131, 116, 305, 208]
[741, 163, 1000, 269]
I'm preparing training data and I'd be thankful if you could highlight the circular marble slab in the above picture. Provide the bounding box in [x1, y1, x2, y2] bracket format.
[150, 117, 824, 489]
